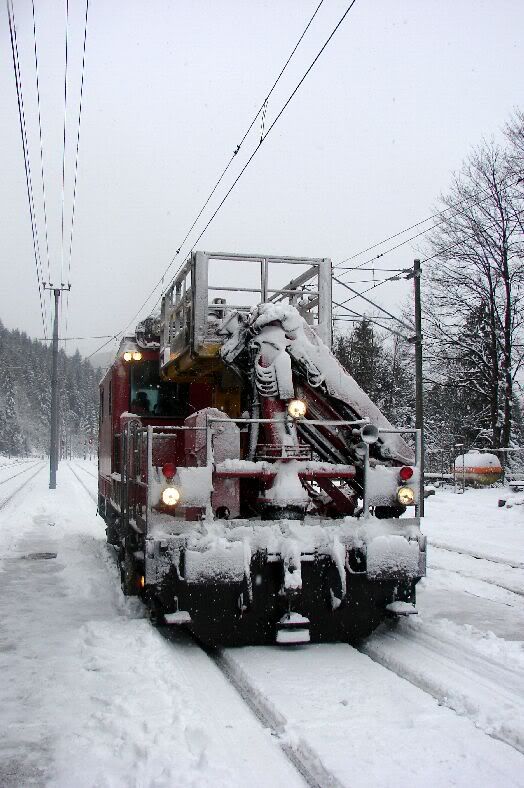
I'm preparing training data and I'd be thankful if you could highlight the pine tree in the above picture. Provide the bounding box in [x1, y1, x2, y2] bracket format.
[0, 319, 100, 456]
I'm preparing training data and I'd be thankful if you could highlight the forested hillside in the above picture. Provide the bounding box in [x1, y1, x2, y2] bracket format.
[0, 320, 100, 457]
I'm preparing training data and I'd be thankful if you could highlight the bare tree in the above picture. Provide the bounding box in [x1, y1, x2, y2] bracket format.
[505, 108, 524, 234]
[424, 136, 524, 448]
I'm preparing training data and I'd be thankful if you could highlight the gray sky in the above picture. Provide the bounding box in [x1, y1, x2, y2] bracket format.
[1, 0, 523, 361]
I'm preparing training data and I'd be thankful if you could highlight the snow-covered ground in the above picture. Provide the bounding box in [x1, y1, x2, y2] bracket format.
[423, 485, 524, 565]
[0, 465, 523, 786]
[0, 463, 302, 787]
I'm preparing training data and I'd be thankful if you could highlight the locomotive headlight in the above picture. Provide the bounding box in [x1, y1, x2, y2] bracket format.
[132, 351, 143, 361]
[162, 487, 180, 506]
[288, 399, 307, 419]
[123, 351, 132, 362]
[397, 486, 415, 506]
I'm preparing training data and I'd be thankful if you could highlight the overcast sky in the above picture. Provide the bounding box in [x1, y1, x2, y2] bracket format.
[1, 0, 523, 361]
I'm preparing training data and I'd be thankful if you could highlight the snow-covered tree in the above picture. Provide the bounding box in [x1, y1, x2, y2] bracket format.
[333, 318, 414, 426]
[0, 319, 100, 455]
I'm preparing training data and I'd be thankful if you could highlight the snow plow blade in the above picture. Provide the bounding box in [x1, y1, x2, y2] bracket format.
[276, 613, 311, 645]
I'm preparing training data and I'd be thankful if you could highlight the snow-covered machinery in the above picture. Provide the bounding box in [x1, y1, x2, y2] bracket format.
[98, 251, 426, 644]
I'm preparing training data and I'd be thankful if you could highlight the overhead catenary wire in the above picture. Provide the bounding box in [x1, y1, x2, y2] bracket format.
[59, 0, 70, 288]
[88, 0, 359, 360]
[110, 0, 330, 343]
[332, 299, 410, 340]
[63, 0, 90, 348]
[30, 0, 51, 287]
[159, 0, 326, 271]
[334, 177, 519, 282]
[65, 0, 89, 283]
[333, 274, 413, 332]
[37, 334, 113, 342]
[334, 211, 443, 267]
[7, 0, 48, 339]
[147, 0, 359, 313]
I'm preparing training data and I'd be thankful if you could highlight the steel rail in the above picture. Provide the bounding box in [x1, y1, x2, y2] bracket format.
[70, 457, 344, 786]
[68, 462, 97, 501]
[0, 462, 45, 511]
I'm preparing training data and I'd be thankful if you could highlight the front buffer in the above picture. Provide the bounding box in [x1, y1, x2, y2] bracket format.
[144, 517, 426, 646]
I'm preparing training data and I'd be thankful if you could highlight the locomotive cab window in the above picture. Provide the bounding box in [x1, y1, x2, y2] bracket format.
[130, 359, 189, 418]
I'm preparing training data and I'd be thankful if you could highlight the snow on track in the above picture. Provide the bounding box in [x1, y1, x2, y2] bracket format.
[71, 459, 98, 481]
[0, 460, 44, 509]
[429, 546, 524, 597]
[0, 462, 45, 556]
[221, 643, 524, 787]
[0, 460, 42, 488]
[423, 486, 524, 566]
[429, 541, 524, 570]
[361, 616, 524, 754]
[0, 466, 304, 787]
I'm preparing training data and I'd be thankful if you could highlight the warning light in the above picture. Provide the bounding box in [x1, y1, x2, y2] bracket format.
[162, 462, 176, 480]
[399, 466, 414, 482]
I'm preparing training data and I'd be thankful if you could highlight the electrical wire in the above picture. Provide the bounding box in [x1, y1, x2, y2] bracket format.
[37, 334, 113, 341]
[334, 178, 519, 281]
[159, 0, 326, 273]
[335, 212, 444, 268]
[332, 300, 410, 340]
[88, 0, 359, 359]
[59, 0, 70, 287]
[336, 236, 470, 310]
[108, 0, 330, 343]
[65, 0, 89, 277]
[7, 0, 48, 339]
[63, 0, 90, 349]
[85, 334, 119, 361]
[31, 0, 51, 286]
[337, 221, 446, 275]
[169, 0, 359, 286]
[333, 275, 413, 331]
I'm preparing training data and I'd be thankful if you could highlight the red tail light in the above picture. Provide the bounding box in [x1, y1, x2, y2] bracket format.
[162, 462, 176, 480]
[399, 466, 414, 482]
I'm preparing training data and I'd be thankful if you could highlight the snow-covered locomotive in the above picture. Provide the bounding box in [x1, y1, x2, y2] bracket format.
[98, 252, 425, 644]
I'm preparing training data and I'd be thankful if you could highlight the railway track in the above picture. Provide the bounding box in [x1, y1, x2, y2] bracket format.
[360, 620, 524, 756]
[68, 461, 98, 500]
[0, 459, 42, 487]
[429, 558, 524, 598]
[70, 462, 97, 480]
[429, 541, 524, 570]
[67, 461, 524, 777]
[0, 457, 35, 471]
[209, 648, 343, 788]
[67, 462, 341, 787]
[0, 461, 45, 511]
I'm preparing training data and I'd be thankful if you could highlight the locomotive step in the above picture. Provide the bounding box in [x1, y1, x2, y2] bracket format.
[276, 612, 311, 645]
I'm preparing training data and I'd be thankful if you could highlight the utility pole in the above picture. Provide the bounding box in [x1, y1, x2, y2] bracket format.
[45, 284, 70, 489]
[414, 259, 424, 516]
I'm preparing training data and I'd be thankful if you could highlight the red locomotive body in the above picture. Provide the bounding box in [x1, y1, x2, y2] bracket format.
[98, 252, 426, 645]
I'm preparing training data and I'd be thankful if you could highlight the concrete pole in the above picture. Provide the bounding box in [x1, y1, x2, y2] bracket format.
[49, 288, 60, 489]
